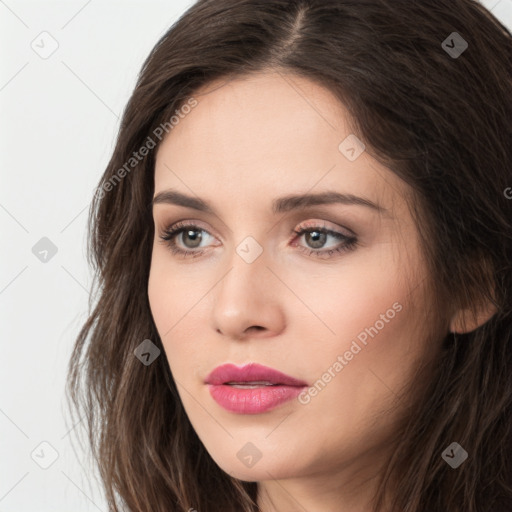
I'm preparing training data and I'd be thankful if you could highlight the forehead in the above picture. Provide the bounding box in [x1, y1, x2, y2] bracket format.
[153, 71, 405, 213]
[156, 71, 350, 164]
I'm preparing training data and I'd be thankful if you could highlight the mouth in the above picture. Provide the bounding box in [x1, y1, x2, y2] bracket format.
[205, 363, 307, 414]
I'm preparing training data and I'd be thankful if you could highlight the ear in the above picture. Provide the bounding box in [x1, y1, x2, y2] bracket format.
[449, 255, 499, 334]
[449, 295, 497, 334]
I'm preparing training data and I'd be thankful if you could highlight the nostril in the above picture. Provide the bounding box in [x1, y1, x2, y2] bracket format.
[247, 326, 265, 332]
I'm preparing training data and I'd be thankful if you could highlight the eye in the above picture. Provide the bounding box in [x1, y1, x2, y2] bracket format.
[159, 221, 218, 258]
[291, 221, 358, 258]
[158, 220, 358, 259]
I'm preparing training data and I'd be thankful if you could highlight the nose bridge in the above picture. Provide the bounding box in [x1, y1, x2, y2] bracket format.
[218, 237, 269, 304]
[211, 235, 284, 337]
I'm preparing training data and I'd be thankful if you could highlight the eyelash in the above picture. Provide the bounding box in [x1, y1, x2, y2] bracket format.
[158, 221, 358, 259]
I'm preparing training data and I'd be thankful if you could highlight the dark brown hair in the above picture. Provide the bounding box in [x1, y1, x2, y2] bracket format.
[66, 0, 512, 510]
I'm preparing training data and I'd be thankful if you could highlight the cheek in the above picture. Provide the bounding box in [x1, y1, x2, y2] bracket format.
[294, 245, 428, 407]
[147, 255, 182, 360]
[147, 249, 204, 331]
[147, 253, 212, 374]
[147, 256, 169, 329]
[291, 243, 408, 348]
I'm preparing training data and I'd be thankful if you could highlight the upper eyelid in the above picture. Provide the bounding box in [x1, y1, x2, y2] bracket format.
[162, 219, 215, 234]
[162, 219, 350, 238]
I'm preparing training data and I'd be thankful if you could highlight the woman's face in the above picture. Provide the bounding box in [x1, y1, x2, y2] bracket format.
[148, 71, 445, 494]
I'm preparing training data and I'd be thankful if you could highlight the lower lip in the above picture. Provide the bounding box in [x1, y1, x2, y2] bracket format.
[207, 384, 306, 414]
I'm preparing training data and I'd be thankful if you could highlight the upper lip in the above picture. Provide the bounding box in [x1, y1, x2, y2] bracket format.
[205, 363, 307, 386]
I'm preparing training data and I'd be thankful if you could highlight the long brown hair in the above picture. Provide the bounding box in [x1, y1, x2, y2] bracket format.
[66, 1, 512, 510]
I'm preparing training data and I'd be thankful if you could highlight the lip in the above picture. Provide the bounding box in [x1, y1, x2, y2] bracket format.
[205, 363, 307, 387]
[205, 363, 307, 414]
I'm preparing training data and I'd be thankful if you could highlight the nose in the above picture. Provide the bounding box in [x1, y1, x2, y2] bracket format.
[211, 247, 286, 341]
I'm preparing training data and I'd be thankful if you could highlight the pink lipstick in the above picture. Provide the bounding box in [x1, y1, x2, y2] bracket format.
[205, 363, 307, 414]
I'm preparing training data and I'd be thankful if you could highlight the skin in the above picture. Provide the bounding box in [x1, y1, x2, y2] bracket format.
[147, 71, 453, 511]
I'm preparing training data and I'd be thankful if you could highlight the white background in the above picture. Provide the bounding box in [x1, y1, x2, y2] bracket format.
[1, 1, 511, 510]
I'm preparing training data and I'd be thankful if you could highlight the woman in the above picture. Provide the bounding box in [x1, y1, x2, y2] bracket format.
[67, 0, 512, 510]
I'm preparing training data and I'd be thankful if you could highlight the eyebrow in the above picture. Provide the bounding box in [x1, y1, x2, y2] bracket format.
[152, 189, 386, 215]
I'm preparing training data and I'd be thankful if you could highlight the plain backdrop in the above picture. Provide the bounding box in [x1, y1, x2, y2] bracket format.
[1, 1, 511, 510]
